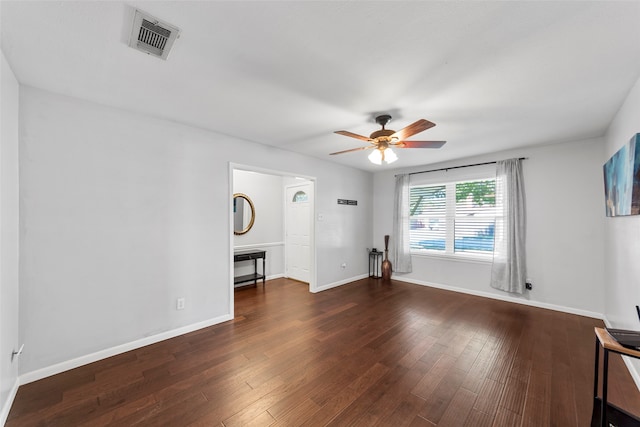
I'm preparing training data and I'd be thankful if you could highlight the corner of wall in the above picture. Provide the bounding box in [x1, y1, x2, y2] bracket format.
[1, 48, 22, 426]
[0, 378, 19, 426]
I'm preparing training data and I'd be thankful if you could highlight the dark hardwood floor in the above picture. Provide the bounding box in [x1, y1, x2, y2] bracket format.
[7, 278, 640, 426]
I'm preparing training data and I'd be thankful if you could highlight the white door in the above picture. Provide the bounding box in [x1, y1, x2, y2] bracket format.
[285, 183, 312, 283]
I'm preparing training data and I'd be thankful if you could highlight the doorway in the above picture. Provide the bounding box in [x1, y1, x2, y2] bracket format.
[229, 164, 316, 317]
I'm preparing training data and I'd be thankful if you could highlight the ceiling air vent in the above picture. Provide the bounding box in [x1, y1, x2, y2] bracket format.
[128, 9, 180, 60]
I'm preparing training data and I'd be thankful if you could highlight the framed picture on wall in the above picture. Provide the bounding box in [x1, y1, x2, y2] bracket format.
[603, 133, 640, 217]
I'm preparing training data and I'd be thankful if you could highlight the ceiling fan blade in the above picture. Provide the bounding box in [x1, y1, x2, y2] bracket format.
[330, 146, 376, 155]
[334, 130, 372, 142]
[391, 119, 436, 140]
[396, 140, 447, 149]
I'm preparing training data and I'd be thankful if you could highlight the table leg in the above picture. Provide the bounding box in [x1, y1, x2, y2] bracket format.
[262, 255, 266, 285]
[594, 337, 599, 400]
[601, 348, 609, 427]
[253, 258, 257, 286]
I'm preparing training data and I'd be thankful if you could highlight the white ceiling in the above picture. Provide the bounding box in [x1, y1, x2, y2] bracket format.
[2, 1, 640, 172]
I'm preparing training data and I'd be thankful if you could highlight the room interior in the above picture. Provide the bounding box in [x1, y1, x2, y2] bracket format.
[2, 1, 640, 425]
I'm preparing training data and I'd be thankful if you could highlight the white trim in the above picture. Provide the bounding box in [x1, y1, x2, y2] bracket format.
[19, 314, 232, 385]
[393, 276, 604, 320]
[234, 242, 284, 250]
[312, 274, 369, 293]
[230, 163, 316, 182]
[410, 251, 493, 265]
[228, 164, 235, 321]
[0, 378, 20, 426]
[621, 352, 640, 392]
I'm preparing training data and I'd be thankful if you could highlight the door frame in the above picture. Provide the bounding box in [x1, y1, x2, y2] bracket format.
[228, 163, 317, 318]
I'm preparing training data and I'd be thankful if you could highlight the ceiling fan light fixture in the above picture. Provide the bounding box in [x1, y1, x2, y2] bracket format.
[368, 148, 383, 165]
[333, 115, 445, 164]
[385, 148, 398, 164]
[368, 147, 397, 165]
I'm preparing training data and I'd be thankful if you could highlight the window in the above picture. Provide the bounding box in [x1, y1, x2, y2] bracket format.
[292, 191, 308, 202]
[410, 178, 496, 257]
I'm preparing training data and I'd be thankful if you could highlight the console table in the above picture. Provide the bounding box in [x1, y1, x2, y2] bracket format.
[234, 250, 266, 287]
[591, 327, 640, 427]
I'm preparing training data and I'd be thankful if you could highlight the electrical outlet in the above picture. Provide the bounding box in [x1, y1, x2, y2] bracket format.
[176, 298, 185, 310]
[525, 277, 533, 290]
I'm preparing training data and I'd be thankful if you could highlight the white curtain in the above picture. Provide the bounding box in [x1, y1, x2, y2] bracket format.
[490, 158, 527, 294]
[393, 174, 412, 273]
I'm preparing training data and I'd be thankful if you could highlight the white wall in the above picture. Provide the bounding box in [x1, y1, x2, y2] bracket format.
[373, 137, 606, 317]
[18, 86, 373, 379]
[233, 170, 285, 281]
[315, 172, 371, 287]
[0, 51, 20, 424]
[604, 74, 640, 386]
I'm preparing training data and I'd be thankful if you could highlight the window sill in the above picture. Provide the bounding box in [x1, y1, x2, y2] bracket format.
[410, 251, 493, 265]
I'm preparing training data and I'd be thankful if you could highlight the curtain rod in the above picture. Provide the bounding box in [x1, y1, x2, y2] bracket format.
[400, 157, 528, 176]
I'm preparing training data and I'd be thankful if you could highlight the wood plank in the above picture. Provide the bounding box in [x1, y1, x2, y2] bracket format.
[463, 408, 494, 427]
[417, 367, 467, 424]
[492, 407, 522, 426]
[472, 378, 503, 415]
[521, 396, 550, 427]
[436, 387, 477, 427]
[411, 354, 457, 400]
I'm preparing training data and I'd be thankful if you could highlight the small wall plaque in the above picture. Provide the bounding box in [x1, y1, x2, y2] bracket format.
[337, 199, 357, 206]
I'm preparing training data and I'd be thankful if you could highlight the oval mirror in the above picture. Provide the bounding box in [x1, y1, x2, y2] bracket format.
[233, 193, 255, 235]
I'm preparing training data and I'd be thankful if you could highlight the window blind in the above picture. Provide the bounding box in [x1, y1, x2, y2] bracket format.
[454, 179, 496, 254]
[410, 178, 496, 256]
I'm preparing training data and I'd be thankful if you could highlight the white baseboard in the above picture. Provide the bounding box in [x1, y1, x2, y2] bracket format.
[19, 313, 233, 385]
[393, 276, 605, 320]
[621, 354, 640, 392]
[312, 274, 369, 293]
[0, 377, 20, 426]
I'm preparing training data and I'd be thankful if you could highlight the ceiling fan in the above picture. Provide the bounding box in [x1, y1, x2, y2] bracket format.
[331, 115, 446, 165]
